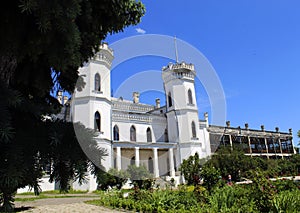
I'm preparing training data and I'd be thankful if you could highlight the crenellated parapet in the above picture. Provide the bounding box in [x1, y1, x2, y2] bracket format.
[162, 62, 195, 82]
[92, 43, 114, 68]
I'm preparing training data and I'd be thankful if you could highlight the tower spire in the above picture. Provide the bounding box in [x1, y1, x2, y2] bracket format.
[174, 36, 179, 63]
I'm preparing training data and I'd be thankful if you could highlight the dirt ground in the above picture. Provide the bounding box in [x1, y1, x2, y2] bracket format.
[15, 194, 124, 213]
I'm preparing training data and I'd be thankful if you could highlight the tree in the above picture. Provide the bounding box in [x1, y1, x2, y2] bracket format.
[0, 0, 145, 90]
[207, 146, 260, 181]
[126, 165, 153, 190]
[0, 1, 145, 210]
[94, 168, 129, 190]
[200, 165, 221, 192]
[179, 153, 205, 185]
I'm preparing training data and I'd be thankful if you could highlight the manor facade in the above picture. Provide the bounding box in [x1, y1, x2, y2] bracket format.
[70, 43, 295, 191]
[71, 43, 211, 189]
[18, 43, 295, 193]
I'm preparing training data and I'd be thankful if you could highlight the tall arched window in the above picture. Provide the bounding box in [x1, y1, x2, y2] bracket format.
[188, 89, 193, 104]
[166, 158, 170, 176]
[191, 121, 196, 138]
[113, 125, 119, 141]
[95, 73, 101, 91]
[146, 127, 152, 142]
[168, 92, 172, 107]
[130, 156, 135, 165]
[94, 111, 101, 131]
[130, 125, 136, 141]
[148, 157, 153, 173]
[164, 129, 169, 142]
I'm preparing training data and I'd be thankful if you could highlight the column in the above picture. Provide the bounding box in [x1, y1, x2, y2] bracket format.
[278, 138, 284, 159]
[116, 147, 121, 170]
[229, 134, 233, 151]
[169, 148, 175, 177]
[247, 136, 252, 156]
[135, 147, 140, 167]
[264, 137, 269, 159]
[153, 148, 159, 178]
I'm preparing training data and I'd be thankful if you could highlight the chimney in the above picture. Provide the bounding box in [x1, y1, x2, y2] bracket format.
[261, 125, 265, 131]
[275, 127, 279, 132]
[245, 123, 249, 130]
[289, 128, 292, 134]
[133, 92, 140, 103]
[155, 98, 160, 108]
[63, 96, 69, 105]
[204, 112, 209, 128]
[57, 90, 63, 104]
[226, 121, 230, 128]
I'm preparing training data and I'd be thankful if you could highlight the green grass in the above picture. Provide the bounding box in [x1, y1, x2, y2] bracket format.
[15, 194, 97, 202]
[18, 189, 88, 195]
[16, 189, 92, 202]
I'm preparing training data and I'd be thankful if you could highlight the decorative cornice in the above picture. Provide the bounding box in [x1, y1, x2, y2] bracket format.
[112, 112, 166, 123]
[112, 100, 155, 113]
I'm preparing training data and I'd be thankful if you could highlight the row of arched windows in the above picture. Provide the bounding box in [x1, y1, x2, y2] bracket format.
[167, 89, 194, 107]
[113, 125, 152, 142]
[95, 114, 195, 139]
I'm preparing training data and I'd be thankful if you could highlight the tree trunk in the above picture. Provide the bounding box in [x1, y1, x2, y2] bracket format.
[0, 55, 17, 87]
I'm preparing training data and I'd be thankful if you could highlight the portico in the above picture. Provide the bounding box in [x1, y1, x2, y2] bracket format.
[113, 142, 177, 177]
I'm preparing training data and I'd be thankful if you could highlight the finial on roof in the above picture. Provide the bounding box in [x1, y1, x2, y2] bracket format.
[174, 36, 179, 63]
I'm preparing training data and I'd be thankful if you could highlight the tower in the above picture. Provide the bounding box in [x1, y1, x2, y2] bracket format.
[72, 43, 114, 171]
[162, 62, 204, 164]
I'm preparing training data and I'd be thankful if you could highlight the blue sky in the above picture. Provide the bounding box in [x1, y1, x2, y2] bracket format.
[105, 0, 300, 146]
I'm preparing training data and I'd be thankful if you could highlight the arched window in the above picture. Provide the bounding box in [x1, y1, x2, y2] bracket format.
[114, 158, 117, 169]
[188, 89, 193, 104]
[130, 156, 135, 165]
[166, 158, 170, 176]
[113, 125, 119, 141]
[94, 111, 101, 131]
[164, 129, 169, 142]
[130, 125, 136, 141]
[95, 73, 101, 91]
[148, 157, 153, 173]
[146, 127, 152, 142]
[191, 121, 196, 138]
[168, 92, 172, 107]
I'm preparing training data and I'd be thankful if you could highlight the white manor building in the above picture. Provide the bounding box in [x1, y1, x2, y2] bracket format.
[18, 43, 295, 193]
[70, 43, 211, 190]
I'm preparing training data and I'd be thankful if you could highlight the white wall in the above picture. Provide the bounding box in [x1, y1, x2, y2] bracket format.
[17, 177, 55, 193]
[112, 121, 156, 142]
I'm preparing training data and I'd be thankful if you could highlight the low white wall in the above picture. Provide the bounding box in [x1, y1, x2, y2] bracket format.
[17, 177, 55, 194]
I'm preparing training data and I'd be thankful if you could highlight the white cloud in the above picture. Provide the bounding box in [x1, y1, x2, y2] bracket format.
[135, 28, 146, 34]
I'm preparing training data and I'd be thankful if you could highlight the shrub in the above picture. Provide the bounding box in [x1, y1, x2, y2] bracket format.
[209, 185, 257, 212]
[272, 190, 300, 213]
[126, 165, 154, 190]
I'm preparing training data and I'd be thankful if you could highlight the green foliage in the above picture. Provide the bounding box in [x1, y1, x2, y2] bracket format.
[94, 168, 129, 190]
[272, 190, 300, 213]
[248, 170, 277, 212]
[200, 165, 222, 192]
[88, 178, 300, 213]
[88, 189, 203, 212]
[0, 1, 145, 210]
[1, 0, 145, 92]
[208, 146, 259, 181]
[179, 152, 204, 185]
[126, 165, 154, 190]
[272, 179, 299, 192]
[208, 185, 257, 212]
[193, 185, 208, 204]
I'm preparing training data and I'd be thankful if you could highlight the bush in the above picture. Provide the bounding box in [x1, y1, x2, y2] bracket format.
[272, 190, 300, 212]
[126, 165, 154, 190]
[94, 168, 129, 190]
[209, 185, 257, 212]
